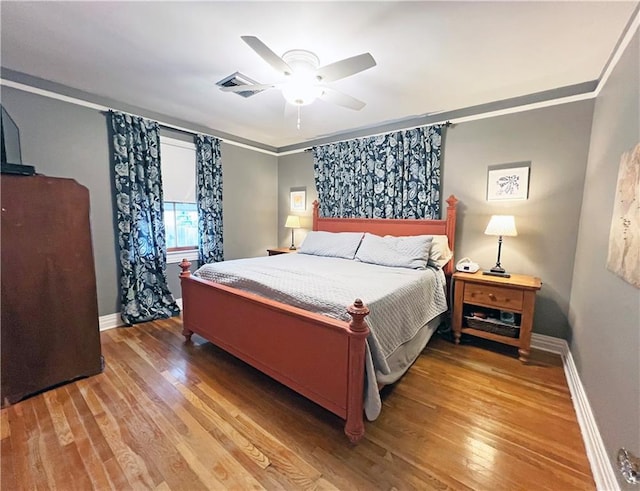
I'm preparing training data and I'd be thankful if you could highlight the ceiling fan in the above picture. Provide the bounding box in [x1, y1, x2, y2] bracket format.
[221, 36, 376, 111]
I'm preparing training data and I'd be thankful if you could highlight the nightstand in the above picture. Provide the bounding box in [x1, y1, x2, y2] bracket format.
[267, 247, 297, 256]
[451, 271, 542, 363]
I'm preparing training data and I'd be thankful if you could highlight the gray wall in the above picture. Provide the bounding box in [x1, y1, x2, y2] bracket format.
[221, 144, 278, 259]
[570, 30, 639, 488]
[277, 100, 595, 339]
[444, 102, 594, 339]
[277, 152, 317, 248]
[1, 86, 278, 316]
[1, 86, 120, 316]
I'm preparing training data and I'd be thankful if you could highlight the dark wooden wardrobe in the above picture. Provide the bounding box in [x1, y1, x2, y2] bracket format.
[1, 174, 103, 406]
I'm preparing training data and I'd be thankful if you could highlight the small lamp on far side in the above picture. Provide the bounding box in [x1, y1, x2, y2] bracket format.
[285, 215, 301, 250]
[483, 215, 518, 278]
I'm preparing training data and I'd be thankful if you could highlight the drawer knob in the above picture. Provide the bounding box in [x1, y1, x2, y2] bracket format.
[489, 293, 496, 300]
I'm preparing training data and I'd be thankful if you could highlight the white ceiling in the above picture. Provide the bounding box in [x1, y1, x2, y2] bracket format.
[1, 1, 637, 151]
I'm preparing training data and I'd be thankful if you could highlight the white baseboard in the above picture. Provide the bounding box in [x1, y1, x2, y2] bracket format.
[98, 298, 183, 332]
[99, 312, 122, 331]
[530, 332, 566, 354]
[532, 334, 619, 491]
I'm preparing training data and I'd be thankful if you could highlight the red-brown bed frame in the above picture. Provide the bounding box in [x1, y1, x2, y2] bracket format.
[179, 195, 458, 442]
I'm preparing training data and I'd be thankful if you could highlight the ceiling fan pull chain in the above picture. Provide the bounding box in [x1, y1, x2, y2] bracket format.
[297, 106, 301, 130]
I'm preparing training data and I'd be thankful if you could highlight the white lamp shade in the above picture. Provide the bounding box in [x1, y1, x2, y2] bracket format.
[285, 215, 301, 229]
[484, 215, 518, 237]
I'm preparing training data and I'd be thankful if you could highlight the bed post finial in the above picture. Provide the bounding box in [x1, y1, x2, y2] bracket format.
[347, 298, 369, 333]
[179, 258, 191, 278]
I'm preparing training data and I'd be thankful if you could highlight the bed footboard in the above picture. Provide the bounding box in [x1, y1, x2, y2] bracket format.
[179, 260, 370, 442]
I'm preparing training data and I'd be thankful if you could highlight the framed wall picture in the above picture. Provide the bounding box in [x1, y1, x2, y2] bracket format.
[487, 162, 530, 201]
[290, 187, 306, 212]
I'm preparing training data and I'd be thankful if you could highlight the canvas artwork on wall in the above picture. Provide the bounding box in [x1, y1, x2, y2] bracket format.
[607, 142, 640, 288]
[487, 162, 530, 201]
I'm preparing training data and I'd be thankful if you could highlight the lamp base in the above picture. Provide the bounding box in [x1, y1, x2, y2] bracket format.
[289, 245, 297, 251]
[483, 270, 511, 278]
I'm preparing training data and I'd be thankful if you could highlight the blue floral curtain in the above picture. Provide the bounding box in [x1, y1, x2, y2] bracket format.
[312, 125, 443, 219]
[195, 134, 223, 264]
[109, 111, 180, 325]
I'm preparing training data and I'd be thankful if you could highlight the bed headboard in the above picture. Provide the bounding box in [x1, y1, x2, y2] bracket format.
[312, 195, 458, 275]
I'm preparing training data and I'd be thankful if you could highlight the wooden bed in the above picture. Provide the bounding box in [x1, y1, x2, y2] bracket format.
[178, 195, 458, 442]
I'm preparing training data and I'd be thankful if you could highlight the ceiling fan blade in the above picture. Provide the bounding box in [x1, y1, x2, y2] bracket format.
[241, 36, 292, 75]
[315, 53, 376, 83]
[320, 87, 366, 111]
[220, 83, 277, 93]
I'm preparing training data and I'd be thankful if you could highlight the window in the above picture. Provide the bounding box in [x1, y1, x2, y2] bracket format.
[160, 136, 198, 262]
[164, 201, 198, 249]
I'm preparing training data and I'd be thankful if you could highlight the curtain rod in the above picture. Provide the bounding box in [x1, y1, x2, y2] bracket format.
[302, 121, 452, 152]
[102, 108, 280, 156]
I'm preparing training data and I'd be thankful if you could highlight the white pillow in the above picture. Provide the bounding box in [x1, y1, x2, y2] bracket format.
[298, 231, 364, 259]
[355, 233, 433, 269]
[428, 235, 454, 268]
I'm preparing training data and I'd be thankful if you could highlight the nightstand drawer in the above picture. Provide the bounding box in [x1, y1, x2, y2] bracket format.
[463, 283, 523, 311]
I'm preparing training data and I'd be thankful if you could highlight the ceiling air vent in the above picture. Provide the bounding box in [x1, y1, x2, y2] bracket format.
[216, 72, 263, 98]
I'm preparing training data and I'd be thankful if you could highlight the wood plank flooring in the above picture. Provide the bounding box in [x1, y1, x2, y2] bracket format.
[1, 317, 595, 490]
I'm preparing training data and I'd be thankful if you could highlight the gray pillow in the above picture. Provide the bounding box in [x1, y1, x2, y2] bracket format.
[355, 233, 434, 269]
[298, 231, 364, 259]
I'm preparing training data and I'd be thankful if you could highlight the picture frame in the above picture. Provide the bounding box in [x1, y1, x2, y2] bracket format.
[487, 162, 530, 201]
[290, 187, 306, 212]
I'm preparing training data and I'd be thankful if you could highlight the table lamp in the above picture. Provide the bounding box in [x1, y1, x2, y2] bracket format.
[483, 215, 517, 278]
[285, 215, 301, 250]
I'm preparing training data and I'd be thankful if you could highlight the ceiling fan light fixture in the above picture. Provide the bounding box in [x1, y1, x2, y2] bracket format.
[280, 49, 323, 106]
[281, 77, 323, 106]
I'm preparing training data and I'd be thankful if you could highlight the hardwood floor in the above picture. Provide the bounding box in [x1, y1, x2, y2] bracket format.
[1, 317, 595, 490]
